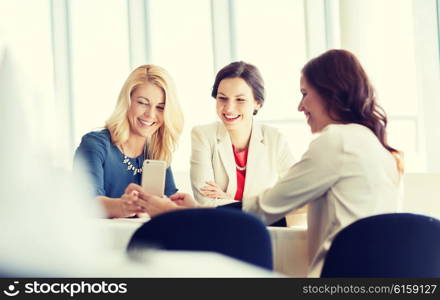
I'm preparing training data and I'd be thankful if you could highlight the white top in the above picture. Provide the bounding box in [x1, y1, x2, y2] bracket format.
[243, 124, 402, 277]
[190, 121, 295, 206]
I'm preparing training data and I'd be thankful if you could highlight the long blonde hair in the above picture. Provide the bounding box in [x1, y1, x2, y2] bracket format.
[106, 65, 184, 165]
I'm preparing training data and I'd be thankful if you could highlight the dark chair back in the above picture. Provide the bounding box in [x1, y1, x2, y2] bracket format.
[127, 208, 273, 270]
[218, 202, 287, 227]
[321, 213, 440, 277]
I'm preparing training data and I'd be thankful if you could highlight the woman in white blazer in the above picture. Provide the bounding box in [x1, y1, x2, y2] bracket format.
[191, 122, 294, 206]
[128, 49, 403, 276]
[190, 61, 296, 210]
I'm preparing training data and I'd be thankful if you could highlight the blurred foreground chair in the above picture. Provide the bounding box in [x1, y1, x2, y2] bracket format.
[321, 213, 440, 277]
[127, 208, 273, 270]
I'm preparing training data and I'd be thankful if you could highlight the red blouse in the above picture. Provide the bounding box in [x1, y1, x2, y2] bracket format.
[232, 145, 249, 201]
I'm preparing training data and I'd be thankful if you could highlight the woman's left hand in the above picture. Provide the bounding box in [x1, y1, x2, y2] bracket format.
[200, 181, 233, 200]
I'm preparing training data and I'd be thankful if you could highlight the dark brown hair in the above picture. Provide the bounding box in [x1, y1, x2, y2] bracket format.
[211, 61, 264, 115]
[302, 49, 403, 172]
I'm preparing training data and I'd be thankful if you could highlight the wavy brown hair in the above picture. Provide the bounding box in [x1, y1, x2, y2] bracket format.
[302, 49, 403, 173]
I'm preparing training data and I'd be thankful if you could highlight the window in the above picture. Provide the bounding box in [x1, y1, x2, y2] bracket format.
[338, 0, 440, 171]
[149, 0, 215, 172]
[234, 0, 310, 160]
[2, 0, 439, 173]
[0, 0, 56, 153]
[70, 0, 130, 146]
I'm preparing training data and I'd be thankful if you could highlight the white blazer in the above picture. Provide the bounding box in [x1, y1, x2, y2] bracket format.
[243, 124, 402, 277]
[190, 121, 295, 207]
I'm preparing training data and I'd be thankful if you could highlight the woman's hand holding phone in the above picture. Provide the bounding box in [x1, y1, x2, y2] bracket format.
[119, 190, 144, 217]
[124, 183, 200, 217]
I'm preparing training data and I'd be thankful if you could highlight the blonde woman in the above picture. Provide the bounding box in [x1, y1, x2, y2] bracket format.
[74, 65, 183, 218]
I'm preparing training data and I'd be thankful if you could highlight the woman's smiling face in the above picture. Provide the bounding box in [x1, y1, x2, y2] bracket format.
[215, 77, 261, 130]
[298, 75, 334, 133]
[127, 83, 165, 138]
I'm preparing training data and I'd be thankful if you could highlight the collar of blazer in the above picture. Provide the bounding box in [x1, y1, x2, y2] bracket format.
[216, 121, 266, 198]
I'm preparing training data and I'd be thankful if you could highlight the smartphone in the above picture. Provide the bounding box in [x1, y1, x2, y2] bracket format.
[141, 159, 166, 196]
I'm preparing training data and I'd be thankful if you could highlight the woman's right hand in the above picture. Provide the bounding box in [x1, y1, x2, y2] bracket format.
[119, 190, 144, 217]
[200, 181, 233, 200]
[169, 192, 200, 208]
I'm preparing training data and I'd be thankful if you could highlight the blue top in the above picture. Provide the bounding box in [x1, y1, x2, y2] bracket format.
[74, 129, 178, 198]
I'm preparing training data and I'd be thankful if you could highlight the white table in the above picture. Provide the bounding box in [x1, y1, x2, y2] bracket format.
[95, 218, 308, 277]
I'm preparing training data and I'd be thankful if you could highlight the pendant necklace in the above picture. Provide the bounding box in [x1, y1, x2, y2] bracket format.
[121, 144, 143, 176]
[236, 164, 247, 171]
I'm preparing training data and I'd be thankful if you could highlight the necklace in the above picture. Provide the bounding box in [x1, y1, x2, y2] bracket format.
[233, 145, 247, 171]
[236, 164, 246, 171]
[121, 144, 144, 176]
[122, 155, 142, 175]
